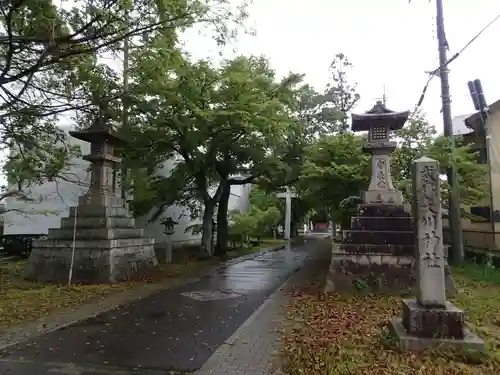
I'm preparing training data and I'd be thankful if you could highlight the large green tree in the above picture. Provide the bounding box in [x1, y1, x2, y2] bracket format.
[125, 42, 301, 257]
[0, 0, 248, 206]
[297, 132, 370, 230]
[295, 53, 360, 141]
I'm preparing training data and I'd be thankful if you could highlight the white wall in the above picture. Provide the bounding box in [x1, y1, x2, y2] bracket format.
[4, 126, 91, 234]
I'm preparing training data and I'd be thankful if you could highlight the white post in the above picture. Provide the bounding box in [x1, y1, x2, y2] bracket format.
[284, 192, 291, 240]
[165, 235, 172, 264]
[276, 186, 297, 241]
[68, 205, 78, 287]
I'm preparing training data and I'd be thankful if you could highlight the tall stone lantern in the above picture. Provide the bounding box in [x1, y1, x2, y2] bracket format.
[324, 101, 414, 294]
[23, 117, 158, 284]
[351, 101, 410, 205]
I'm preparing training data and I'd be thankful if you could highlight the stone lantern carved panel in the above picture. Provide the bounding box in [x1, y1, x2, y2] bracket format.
[376, 158, 387, 188]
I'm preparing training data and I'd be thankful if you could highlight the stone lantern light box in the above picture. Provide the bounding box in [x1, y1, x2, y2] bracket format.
[351, 101, 410, 205]
[161, 217, 178, 236]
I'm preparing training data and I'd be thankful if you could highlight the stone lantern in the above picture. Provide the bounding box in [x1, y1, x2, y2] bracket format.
[23, 115, 158, 284]
[161, 217, 178, 264]
[324, 101, 414, 294]
[162, 217, 177, 236]
[351, 101, 410, 205]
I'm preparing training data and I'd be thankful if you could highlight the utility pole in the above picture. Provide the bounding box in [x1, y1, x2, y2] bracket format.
[120, 26, 130, 201]
[436, 0, 464, 264]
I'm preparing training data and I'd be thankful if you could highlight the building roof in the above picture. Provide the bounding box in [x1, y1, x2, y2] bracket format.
[465, 97, 500, 132]
[452, 114, 475, 136]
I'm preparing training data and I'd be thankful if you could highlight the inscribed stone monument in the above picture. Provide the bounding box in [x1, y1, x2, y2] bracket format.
[23, 118, 158, 284]
[389, 157, 484, 351]
[413, 156, 446, 307]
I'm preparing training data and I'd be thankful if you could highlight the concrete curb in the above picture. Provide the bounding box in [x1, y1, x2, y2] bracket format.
[0, 243, 287, 352]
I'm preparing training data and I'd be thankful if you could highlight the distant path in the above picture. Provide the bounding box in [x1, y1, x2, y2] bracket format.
[0, 235, 329, 374]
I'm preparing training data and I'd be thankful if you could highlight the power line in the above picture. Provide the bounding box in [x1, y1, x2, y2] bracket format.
[410, 10, 500, 119]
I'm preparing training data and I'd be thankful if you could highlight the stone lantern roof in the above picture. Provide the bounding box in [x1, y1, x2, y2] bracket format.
[69, 119, 127, 147]
[351, 101, 410, 132]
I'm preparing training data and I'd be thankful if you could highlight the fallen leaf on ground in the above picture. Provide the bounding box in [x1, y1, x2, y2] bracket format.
[279, 263, 500, 375]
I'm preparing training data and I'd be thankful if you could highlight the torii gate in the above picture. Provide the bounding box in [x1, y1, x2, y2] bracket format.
[276, 186, 297, 241]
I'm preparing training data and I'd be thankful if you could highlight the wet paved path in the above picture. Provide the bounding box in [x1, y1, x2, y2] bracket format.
[0, 237, 325, 374]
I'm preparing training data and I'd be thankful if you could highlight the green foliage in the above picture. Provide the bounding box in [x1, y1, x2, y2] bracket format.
[230, 206, 281, 242]
[392, 115, 488, 208]
[296, 53, 360, 140]
[229, 210, 257, 243]
[229, 185, 282, 242]
[297, 132, 370, 222]
[298, 112, 487, 226]
[426, 135, 488, 207]
[337, 195, 362, 230]
[249, 185, 283, 213]
[126, 46, 303, 219]
[0, 0, 250, 206]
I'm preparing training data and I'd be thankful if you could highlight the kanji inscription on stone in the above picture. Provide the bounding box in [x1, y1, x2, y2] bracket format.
[411, 156, 446, 308]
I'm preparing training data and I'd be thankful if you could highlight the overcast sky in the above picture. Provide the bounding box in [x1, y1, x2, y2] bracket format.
[183, 0, 500, 132]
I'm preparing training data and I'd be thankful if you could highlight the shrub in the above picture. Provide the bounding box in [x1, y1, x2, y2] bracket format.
[0, 234, 48, 259]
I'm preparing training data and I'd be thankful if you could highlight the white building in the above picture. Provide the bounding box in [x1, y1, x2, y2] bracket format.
[4, 125, 251, 248]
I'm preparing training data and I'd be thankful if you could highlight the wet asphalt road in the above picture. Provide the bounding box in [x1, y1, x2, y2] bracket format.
[0, 236, 328, 374]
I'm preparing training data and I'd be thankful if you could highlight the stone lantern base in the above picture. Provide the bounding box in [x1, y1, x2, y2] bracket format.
[23, 199, 158, 284]
[324, 203, 456, 295]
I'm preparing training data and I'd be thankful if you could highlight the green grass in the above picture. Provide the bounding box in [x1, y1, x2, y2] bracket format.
[453, 261, 500, 285]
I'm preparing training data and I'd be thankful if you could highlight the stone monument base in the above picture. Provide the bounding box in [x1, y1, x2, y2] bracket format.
[389, 299, 484, 352]
[324, 244, 456, 296]
[23, 238, 158, 284]
[324, 246, 415, 294]
[324, 203, 456, 296]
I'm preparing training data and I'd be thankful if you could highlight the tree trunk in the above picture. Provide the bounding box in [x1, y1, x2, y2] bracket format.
[330, 209, 341, 241]
[329, 209, 336, 239]
[200, 203, 215, 258]
[215, 181, 230, 258]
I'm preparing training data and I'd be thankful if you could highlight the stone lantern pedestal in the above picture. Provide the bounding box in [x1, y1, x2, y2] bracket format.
[23, 121, 158, 284]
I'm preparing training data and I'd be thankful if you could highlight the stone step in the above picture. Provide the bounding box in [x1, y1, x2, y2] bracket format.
[60, 217, 136, 229]
[343, 230, 414, 246]
[357, 204, 411, 218]
[48, 228, 144, 240]
[25, 241, 157, 283]
[33, 237, 155, 248]
[69, 206, 131, 218]
[351, 216, 413, 231]
[339, 244, 415, 256]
